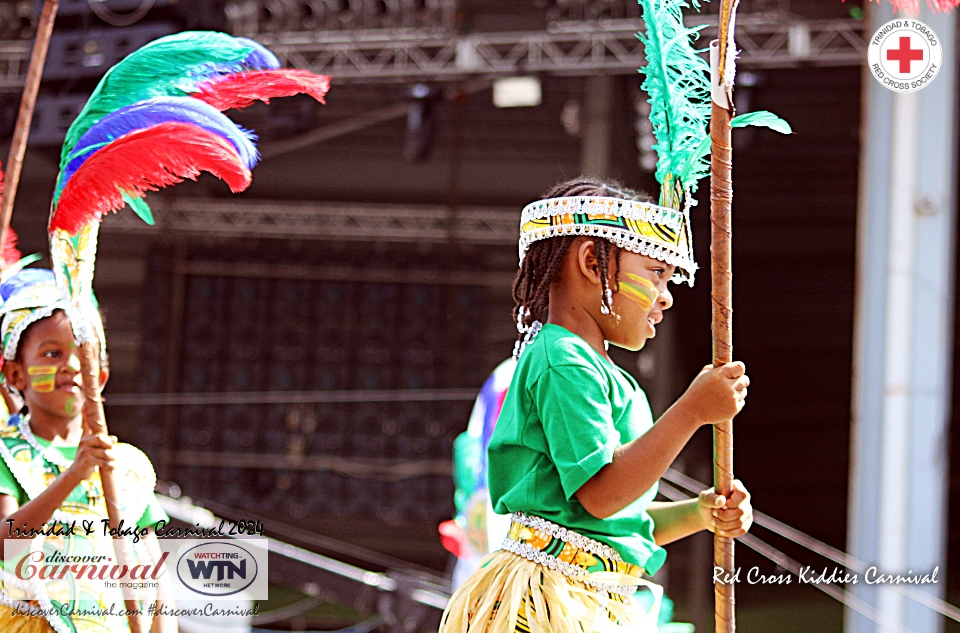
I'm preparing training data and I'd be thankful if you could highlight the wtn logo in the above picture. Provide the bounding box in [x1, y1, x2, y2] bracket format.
[186, 559, 247, 581]
[175, 542, 261, 597]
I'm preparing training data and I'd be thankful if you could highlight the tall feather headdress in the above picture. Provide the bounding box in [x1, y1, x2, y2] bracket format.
[639, 0, 794, 202]
[520, 0, 789, 286]
[48, 30, 331, 351]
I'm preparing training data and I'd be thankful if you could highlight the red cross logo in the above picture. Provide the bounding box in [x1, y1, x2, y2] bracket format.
[887, 36, 924, 74]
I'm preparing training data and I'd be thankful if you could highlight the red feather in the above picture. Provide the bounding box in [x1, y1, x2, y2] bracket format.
[190, 69, 330, 111]
[0, 164, 21, 267]
[865, 0, 960, 12]
[50, 122, 252, 234]
[2, 228, 22, 267]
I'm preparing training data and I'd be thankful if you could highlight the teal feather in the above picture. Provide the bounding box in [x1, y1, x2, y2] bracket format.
[60, 31, 274, 173]
[123, 193, 155, 225]
[679, 111, 793, 184]
[637, 0, 712, 196]
[730, 111, 793, 135]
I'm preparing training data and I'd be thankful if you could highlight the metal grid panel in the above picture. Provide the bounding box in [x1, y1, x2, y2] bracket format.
[100, 198, 519, 244]
[132, 246, 512, 526]
[0, 11, 863, 90]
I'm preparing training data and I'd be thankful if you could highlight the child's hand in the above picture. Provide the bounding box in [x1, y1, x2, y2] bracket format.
[697, 480, 753, 538]
[679, 362, 749, 425]
[67, 434, 117, 481]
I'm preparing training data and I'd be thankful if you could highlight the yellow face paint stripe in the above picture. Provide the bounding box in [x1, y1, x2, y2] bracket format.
[28, 365, 58, 393]
[619, 273, 660, 311]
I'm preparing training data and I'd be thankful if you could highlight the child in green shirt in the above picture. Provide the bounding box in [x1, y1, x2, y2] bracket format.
[440, 178, 753, 633]
[0, 268, 174, 633]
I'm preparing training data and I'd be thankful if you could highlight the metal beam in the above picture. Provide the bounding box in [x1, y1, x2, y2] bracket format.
[99, 198, 519, 244]
[258, 15, 864, 82]
[0, 13, 864, 90]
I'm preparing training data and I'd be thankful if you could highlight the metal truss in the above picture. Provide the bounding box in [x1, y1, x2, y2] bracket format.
[0, 41, 28, 91]
[225, 0, 458, 37]
[0, 11, 863, 90]
[99, 198, 519, 244]
[259, 14, 864, 82]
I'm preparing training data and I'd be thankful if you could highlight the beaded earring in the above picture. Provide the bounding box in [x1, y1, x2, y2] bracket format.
[599, 288, 613, 315]
[513, 306, 543, 359]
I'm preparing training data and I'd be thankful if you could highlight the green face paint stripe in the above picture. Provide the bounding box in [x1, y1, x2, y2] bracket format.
[31, 376, 56, 393]
[619, 273, 660, 310]
[623, 272, 659, 292]
[619, 284, 655, 310]
[26, 366, 59, 393]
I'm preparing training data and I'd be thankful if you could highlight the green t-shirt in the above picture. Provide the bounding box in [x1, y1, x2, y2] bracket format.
[488, 323, 667, 574]
[0, 431, 168, 529]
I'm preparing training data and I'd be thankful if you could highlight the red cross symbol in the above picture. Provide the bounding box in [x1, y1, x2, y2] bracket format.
[887, 36, 924, 74]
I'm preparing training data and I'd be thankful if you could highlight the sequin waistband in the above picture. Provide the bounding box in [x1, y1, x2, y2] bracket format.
[501, 511, 644, 596]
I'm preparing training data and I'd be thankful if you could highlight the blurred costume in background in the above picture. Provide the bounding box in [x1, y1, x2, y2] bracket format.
[440, 358, 515, 589]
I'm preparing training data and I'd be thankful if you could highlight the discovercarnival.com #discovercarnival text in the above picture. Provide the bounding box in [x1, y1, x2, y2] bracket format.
[12, 603, 260, 619]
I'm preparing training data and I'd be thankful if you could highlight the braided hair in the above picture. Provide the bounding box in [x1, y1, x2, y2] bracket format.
[512, 177, 653, 354]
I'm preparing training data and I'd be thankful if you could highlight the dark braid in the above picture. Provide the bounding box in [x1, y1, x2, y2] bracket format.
[513, 177, 653, 351]
[512, 236, 575, 328]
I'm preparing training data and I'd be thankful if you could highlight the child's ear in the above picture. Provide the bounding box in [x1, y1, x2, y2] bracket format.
[3, 361, 27, 392]
[576, 238, 602, 286]
[99, 368, 110, 389]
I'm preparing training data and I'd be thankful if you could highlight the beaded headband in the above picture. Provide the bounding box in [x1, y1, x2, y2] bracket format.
[0, 269, 105, 364]
[518, 195, 696, 286]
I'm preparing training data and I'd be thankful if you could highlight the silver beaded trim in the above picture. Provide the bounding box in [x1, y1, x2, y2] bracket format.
[0, 416, 107, 526]
[519, 197, 682, 230]
[501, 538, 638, 597]
[503, 512, 640, 596]
[519, 226, 696, 286]
[512, 511, 623, 561]
[1, 305, 59, 361]
[517, 197, 697, 286]
[0, 570, 74, 633]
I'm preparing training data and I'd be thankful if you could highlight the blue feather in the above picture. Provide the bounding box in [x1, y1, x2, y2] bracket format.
[236, 37, 281, 70]
[56, 97, 259, 200]
[59, 31, 281, 173]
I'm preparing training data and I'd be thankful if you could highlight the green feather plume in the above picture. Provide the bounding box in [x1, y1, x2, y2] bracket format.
[680, 111, 793, 182]
[60, 31, 263, 172]
[638, 1, 793, 207]
[637, 0, 712, 204]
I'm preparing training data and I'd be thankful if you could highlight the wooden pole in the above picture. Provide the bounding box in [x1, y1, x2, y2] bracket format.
[0, 0, 59, 250]
[710, 2, 738, 631]
[78, 341, 147, 633]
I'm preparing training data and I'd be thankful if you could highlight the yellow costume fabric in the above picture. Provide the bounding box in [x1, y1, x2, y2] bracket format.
[440, 513, 662, 633]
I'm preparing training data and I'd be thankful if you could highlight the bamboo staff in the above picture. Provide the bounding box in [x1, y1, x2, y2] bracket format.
[0, 0, 59, 249]
[76, 336, 146, 633]
[710, 1, 739, 632]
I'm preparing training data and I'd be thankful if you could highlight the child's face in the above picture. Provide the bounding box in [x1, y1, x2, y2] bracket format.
[605, 251, 674, 351]
[8, 311, 87, 419]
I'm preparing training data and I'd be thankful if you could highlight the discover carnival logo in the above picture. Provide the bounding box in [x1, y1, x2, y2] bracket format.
[868, 18, 943, 93]
[4, 537, 269, 608]
[175, 542, 260, 597]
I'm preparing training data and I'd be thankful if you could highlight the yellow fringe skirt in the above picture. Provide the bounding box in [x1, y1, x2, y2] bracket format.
[439, 512, 662, 633]
[0, 604, 55, 633]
